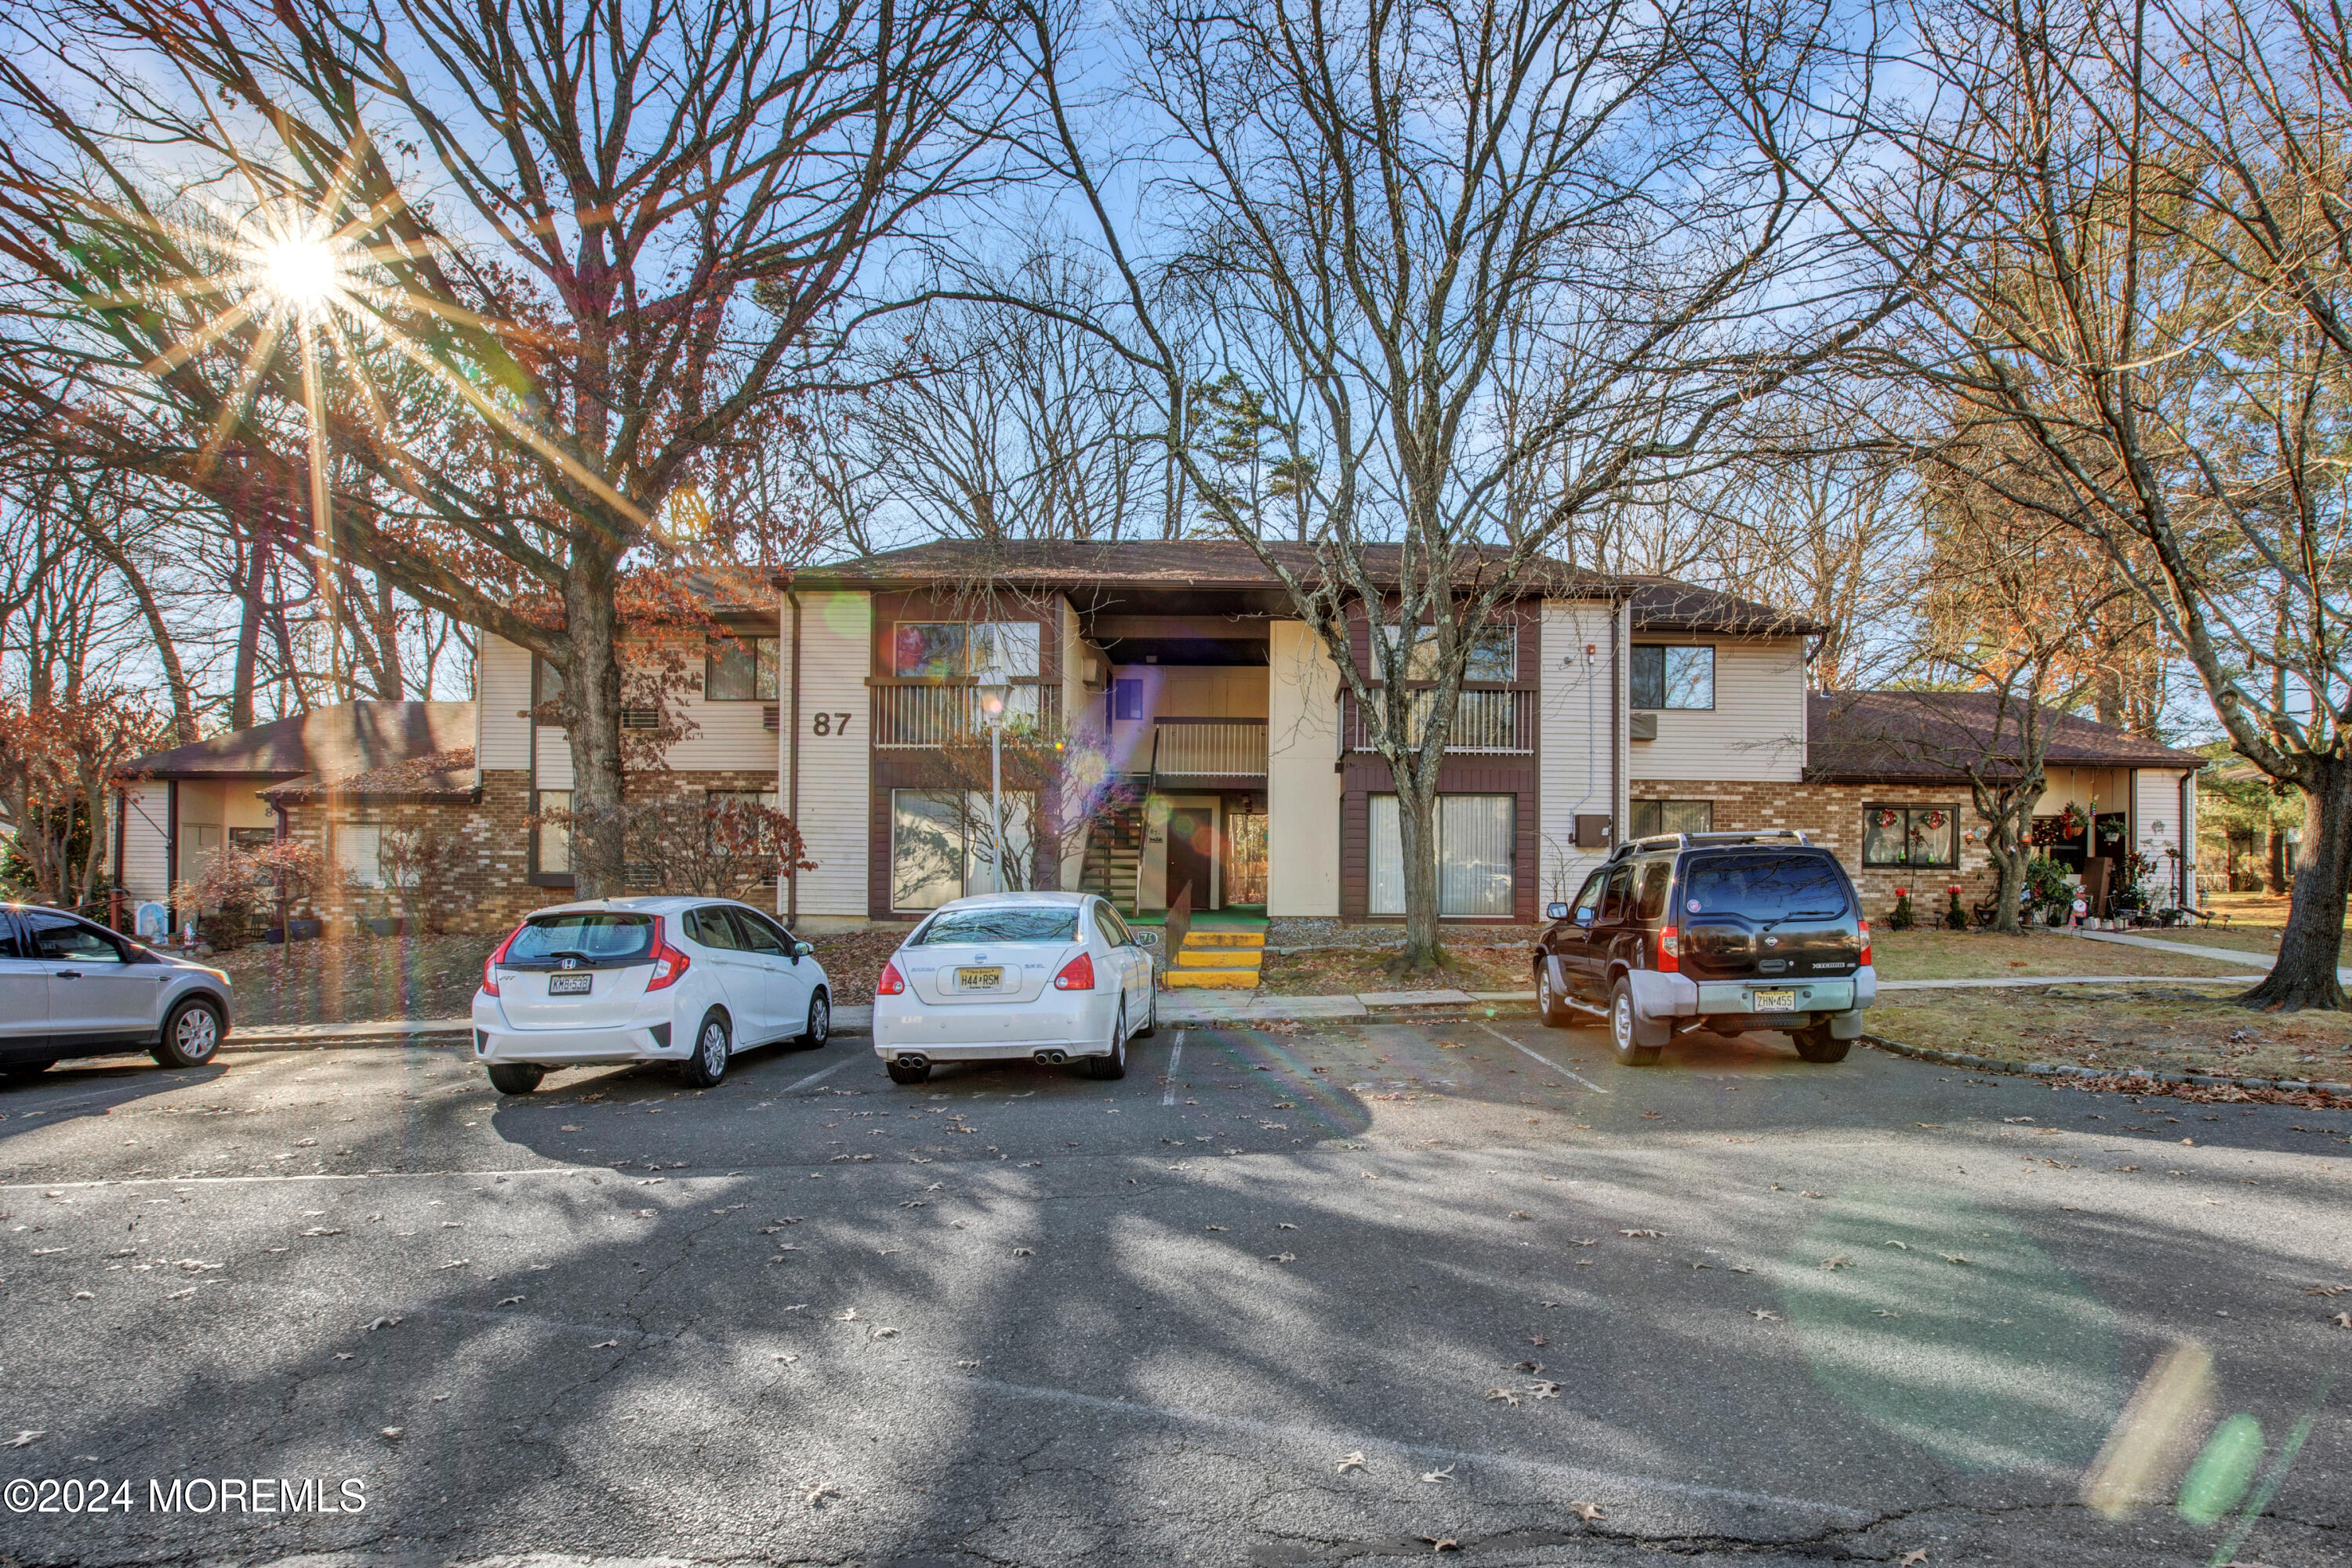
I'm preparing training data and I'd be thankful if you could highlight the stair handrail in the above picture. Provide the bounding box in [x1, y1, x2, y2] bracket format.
[1165, 877, 1192, 961]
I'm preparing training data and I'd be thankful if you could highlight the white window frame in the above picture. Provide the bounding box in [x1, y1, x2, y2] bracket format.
[1367, 793, 1516, 916]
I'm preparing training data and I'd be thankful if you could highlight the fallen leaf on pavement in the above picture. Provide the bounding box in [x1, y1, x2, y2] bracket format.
[1819, 1256, 1852, 1271]
[1421, 1464, 1455, 1483]
[593, 1339, 619, 1348]
[1508, 1210, 1533, 1221]
[1750, 1309, 1782, 1321]
[800, 1481, 840, 1508]
[1568, 1500, 1602, 1521]
[1011, 1247, 1035, 1257]
[1528, 1381, 1562, 1399]
[1267, 1252, 1298, 1263]
[1423, 1537, 1461, 1552]
[2331, 1312, 2352, 1330]
[496, 1296, 524, 1307]
[366, 1316, 401, 1331]
[869, 1326, 898, 1340]
[1617, 1229, 1663, 1239]
[833, 1308, 861, 1321]
[379, 1427, 404, 1441]
[1900, 1552, 1928, 1566]
[1485, 1387, 1521, 1405]
[1941, 1254, 1970, 1265]
[5, 1432, 42, 1448]
[1338, 1450, 1367, 1473]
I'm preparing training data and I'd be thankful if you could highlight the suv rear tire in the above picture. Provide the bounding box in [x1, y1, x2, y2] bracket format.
[1792, 1024, 1851, 1063]
[1608, 978, 1661, 1066]
[1536, 962, 1571, 1028]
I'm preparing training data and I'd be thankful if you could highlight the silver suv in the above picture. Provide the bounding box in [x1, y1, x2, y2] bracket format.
[0, 906, 234, 1080]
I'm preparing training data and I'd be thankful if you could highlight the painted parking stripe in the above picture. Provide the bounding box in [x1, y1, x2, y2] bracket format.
[781, 1058, 856, 1095]
[1475, 1021, 1610, 1093]
[1161, 1033, 1185, 1105]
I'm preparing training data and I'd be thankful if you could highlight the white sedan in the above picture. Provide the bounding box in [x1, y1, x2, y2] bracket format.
[872, 891, 1160, 1085]
[472, 895, 833, 1094]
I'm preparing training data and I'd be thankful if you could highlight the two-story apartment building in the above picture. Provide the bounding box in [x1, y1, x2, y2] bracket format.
[112, 541, 2204, 933]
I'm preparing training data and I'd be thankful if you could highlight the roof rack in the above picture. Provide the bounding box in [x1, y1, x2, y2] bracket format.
[1606, 828, 1812, 862]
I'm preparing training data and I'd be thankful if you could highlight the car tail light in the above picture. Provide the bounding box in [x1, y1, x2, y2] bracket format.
[877, 959, 907, 996]
[645, 916, 691, 992]
[1857, 918, 1871, 967]
[1656, 925, 1679, 973]
[481, 924, 522, 996]
[1052, 952, 1095, 991]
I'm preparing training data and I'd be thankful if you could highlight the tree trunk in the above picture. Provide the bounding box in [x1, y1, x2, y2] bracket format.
[2238, 757, 2349, 1011]
[1392, 779, 1444, 973]
[561, 556, 628, 897]
[2265, 828, 2288, 895]
[231, 532, 267, 729]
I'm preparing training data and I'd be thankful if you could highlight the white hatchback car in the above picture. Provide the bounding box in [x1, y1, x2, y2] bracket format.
[472, 896, 833, 1094]
[872, 892, 1160, 1085]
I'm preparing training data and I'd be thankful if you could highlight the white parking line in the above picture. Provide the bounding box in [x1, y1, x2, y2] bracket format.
[0, 1166, 603, 1193]
[1162, 1033, 1185, 1105]
[782, 1058, 856, 1095]
[1475, 1022, 1610, 1093]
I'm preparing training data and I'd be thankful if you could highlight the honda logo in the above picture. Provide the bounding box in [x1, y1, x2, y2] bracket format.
[561, 956, 578, 970]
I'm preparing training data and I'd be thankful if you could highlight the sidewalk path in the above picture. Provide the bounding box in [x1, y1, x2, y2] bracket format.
[2061, 926, 2351, 980]
[230, 964, 2308, 1048]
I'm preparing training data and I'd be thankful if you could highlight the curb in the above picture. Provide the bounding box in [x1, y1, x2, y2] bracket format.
[220, 1023, 878, 1055]
[1861, 1033, 2352, 1098]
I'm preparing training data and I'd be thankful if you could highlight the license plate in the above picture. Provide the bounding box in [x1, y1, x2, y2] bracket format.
[956, 967, 1003, 990]
[1751, 988, 1797, 1011]
[548, 974, 593, 996]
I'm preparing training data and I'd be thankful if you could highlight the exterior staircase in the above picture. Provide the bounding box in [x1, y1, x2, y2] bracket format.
[1080, 807, 1142, 916]
[1163, 927, 1265, 989]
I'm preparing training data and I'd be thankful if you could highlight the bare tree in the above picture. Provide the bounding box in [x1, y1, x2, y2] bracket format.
[1839, 0, 2352, 1006]
[1014, 0, 1893, 968]
[0, 0, 1017, 893]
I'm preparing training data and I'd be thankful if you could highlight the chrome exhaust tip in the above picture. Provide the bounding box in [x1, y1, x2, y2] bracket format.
[1036, 1049, 1066, 1065]
[895, 1053, 928, 1069]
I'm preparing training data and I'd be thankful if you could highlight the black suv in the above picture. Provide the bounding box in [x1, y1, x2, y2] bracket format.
[1533, 830, 1875, 1065]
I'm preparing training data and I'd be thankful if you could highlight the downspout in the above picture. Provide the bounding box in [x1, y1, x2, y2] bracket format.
[2179, 771, 2194, 909]
[1610, 593, 1623, 852]
[165, 779, 179, 939]
[271, 796, 290, 936]
[786, 575, 803, 927]
[111, 785, 127, 931]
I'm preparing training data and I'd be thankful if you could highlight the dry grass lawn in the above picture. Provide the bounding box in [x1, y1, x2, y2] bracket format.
[1258, 942, 1537, 996]
[217, 933, 494, 1027]
[1867, 927, 2260, 980]
[1871, 982, 2352, 1084]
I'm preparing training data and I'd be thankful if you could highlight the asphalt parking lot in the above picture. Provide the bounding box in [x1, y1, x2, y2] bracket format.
[2, 1018, 2347, 1567]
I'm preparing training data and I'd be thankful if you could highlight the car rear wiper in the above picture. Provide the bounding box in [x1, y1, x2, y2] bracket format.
[1759, 909, 1840, 931]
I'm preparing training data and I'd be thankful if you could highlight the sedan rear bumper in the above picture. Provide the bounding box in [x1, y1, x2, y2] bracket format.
[470, 998, 684, 1065]
[872, 994, 1114, 1058]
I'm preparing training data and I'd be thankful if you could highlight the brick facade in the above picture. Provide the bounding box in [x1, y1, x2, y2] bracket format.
[1632, 778, 2005, 920]
[278, 766, 789, 935]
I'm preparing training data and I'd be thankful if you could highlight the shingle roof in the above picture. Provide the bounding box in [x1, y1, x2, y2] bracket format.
[1805, 691, 2205, 784]
[122, 702, 476, 781]
[785, 541, 1822, 633]
[256, 746, 479, 804]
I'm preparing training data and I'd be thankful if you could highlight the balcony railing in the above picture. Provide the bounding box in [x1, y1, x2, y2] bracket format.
[873, 683, 1059, 747]
[1151, 717, 1268, 778]
[1346, 688, 1533, 753]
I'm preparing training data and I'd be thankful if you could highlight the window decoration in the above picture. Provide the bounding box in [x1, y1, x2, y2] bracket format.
[705, 636, 779, 701]
[1368, 794, 1515, 916]
[890, 621, 1040, 680]
[1863, 804, 1958, 869]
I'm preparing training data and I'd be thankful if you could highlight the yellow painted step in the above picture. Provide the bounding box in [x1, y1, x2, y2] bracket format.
[1175, 946, 1263, 969]
[1164, 967, 1262, 989]
[1182, 930, 1266, 948]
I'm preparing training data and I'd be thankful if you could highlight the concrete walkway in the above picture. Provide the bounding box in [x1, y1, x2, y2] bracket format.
[2061, 926, 2351, 980]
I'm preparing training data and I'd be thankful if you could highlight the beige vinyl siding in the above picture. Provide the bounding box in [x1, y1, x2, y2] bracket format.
[1266, 619, 1341, 916]
[1538, 598, 1628, 905]
[477, 633, 534, 770]
[1629, 636, 1806, 782]
[786, 590, 872, 916]
[2133, 768, 2194, 901]
[118, 782, 171, 902]
[662, 697, 778, 771]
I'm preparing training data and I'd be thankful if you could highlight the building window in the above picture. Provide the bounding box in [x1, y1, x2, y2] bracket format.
[1392, 622, 1517, 682]
[1863, 804, 1958, 869]
[1630, 644, 1714, 710]
[1368, 793, 1515, 916]
[889, 788, 1038, 910]
[1629, 799, 1713, 839]
[533, 789, 573, 878]
[1112, 678, 1145, 721]
[706, 637, 779, 701]
[890, 622, 1040, 680]
[336, 819, 386, 888]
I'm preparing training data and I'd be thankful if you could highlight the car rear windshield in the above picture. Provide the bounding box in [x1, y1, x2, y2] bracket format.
[913, 908, 1081, 946]
[509, 913, 655, 962]
[1683, 855, 1850, 920]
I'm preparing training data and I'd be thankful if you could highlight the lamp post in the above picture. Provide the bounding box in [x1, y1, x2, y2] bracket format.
[975, 655, 1011, 893]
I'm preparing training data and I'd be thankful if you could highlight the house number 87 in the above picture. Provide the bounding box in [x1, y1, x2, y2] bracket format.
[811, 712, 852, 736]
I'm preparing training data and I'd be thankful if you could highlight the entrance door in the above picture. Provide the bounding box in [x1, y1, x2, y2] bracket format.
[1225, 812, 1267, 906]
[1166, 804, 1217, 912]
